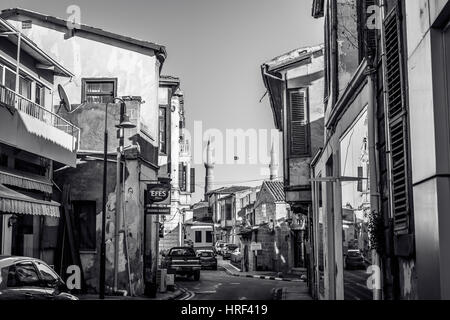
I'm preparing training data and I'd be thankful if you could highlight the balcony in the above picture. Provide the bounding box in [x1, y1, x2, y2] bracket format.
[0, 84, 80, 166]
[180, 140, 190, 156]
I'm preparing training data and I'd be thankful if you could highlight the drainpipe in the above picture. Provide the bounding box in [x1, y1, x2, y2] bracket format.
[367, 56, 382, 300]
[378, 0, 394, 300]
[15, 32, 21, 108]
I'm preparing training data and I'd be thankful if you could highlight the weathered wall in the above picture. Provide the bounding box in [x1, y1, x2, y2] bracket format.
[404, 0, 450, 300]
[7, 21, 159, 145]
[254, 224, 291, 273]
[54, 158, 146, 295]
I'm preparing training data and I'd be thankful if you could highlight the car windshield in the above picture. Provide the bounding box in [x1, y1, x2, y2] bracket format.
[169, 248, 195, 256]
[199, 251, 214, 257]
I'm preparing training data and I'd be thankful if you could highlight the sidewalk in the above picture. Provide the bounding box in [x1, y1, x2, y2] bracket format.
[77, 285, 184, 300]
[219, 258, 306, 283]
[272, 287, 313, 300]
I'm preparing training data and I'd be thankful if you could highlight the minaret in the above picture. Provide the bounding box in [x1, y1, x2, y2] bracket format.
[204, 139, 215, 200]
[269, 142, 279, 181]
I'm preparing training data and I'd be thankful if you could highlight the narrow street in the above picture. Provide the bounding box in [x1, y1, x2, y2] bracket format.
[344, 270, 372, 301]
[175, 268, 303, 300]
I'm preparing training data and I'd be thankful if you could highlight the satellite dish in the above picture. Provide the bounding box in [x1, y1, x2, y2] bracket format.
[57, 84, 72, 113]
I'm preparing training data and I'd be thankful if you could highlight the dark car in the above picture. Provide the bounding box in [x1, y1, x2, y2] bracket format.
[344, 250, 366, 270]
[0, 256, 78, 300]
[197, 250, 217, 270]
[222, 244, 238, 260]
[162, 247, 201, 281]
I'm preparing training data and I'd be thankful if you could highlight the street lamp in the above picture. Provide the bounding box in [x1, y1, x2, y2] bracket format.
[99, 97, 136, 300]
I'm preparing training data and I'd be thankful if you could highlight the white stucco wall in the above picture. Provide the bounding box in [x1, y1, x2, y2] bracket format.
[8, 22, 159, 145]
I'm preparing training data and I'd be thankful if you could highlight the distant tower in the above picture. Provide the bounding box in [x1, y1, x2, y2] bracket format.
[204, 139, 215, 200]
[269, 142, 279, 181]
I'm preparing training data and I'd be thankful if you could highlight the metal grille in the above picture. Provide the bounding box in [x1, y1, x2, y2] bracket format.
[384, 7, 410, 233]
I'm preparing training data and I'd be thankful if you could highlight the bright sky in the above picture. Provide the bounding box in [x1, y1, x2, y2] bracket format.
[2, 0, 324, 203]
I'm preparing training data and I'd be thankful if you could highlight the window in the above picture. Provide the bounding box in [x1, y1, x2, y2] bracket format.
[179, 163, 186, 192]
[4, 68, 16, 91]
[82, 79, 116, 104]
[206, 231, 213, 243]
[159, 107, 167, 154]
[7, 262, 40, 287]
[19, 77, 31, 99]
[288, 88, 310, 157]
[35, 84, 45, 106]
[195, 231, 202, 243]
[225, 203, 232, 220]
[34, 261, 59, 284]
[72, 201, 96, 251]
[0, 64, 3, 85]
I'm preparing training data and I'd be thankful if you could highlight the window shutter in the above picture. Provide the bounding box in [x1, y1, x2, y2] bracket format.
[179, 163, 186, 191]
[190, 168, 195, 193]
[289, 89, 309, 156]
[383, 5, 411, 234]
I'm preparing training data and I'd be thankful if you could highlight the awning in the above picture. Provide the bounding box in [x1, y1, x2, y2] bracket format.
[0, 184, 60, 217]
[0, 167, 53, 193]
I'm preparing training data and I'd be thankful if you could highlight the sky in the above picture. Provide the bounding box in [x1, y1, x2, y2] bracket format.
[2, 0, 324, 203]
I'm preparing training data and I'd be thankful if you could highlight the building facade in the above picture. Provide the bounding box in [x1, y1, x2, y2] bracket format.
[158, 76, 195, 252]
[261, 44, 325, 295]
[0, 18, 77, 267]
[310, 0, 450, 300]
[1, 8, 166, 296]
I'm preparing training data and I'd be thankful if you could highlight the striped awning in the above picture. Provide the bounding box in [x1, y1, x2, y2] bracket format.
[0, 184, 60, 218]
[0, 167, 53, 193]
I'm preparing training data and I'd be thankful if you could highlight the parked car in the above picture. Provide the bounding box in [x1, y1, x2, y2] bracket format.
[197, 250, 218, 270]
[161, 247, 201, 281]
[0, 256, 78, 300]
[222, 244, 238, 260]
[215, 241, 226, 255]
[230, 248, 242, 264]
[344, 250, 366, 270]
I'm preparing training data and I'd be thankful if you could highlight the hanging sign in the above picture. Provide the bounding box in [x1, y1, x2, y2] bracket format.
[145, 183, 171, 215]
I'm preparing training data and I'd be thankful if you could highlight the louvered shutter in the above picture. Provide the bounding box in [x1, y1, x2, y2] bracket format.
[289, 89, 309, 156]
[190, 168, 195, 193]
[179, 163, 186, 191]
[383, 5, 411, 234]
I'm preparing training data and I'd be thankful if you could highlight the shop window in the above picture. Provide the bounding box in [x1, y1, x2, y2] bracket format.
[195, 231, 202, 243]
[73, 201, 96, 252]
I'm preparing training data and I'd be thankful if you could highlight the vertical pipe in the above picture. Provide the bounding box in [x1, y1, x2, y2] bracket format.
[15, 33, 21, 109]
[113, 141, 122, 292]
[99, 103, 108, 299]
[367, 61, 382, 300]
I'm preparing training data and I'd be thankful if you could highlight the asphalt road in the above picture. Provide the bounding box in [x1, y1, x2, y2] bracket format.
[175, 269, 302, 300]
[344, 269, 373, 300]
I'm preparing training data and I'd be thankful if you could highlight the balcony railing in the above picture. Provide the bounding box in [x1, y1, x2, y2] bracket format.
[180, 139, 190, 155]
[0, 83, 80, 152]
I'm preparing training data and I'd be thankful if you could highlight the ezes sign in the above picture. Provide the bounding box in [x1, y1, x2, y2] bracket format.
[146, 183, 171, 215]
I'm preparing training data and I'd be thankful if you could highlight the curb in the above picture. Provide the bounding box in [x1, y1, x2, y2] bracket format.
[219, 266, 306, 283]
